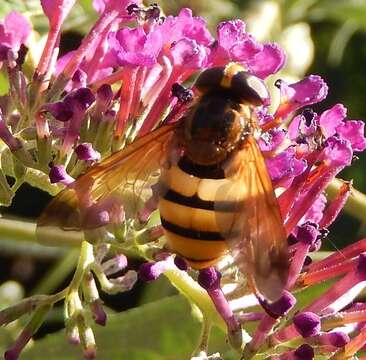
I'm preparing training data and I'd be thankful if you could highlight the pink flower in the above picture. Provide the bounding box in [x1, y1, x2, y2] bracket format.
[169, 38, 208, 68]
[275, 75, 328, 120]
[93, 0, 141, 15]
[210, 20, 285, 78]
[41, 0, 76, 28]
[0, 12, 31, 49]
[159, 8, 213, 46]
[0, 11, 31, 65]
[108, 27, 162, 67]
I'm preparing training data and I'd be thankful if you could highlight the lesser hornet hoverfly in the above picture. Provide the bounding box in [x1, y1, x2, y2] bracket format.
[37, 63, 289, 302]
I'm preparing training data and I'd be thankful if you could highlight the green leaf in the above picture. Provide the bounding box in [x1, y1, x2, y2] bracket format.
[138, 276, 178, 305]
[23, 295, 231, 360]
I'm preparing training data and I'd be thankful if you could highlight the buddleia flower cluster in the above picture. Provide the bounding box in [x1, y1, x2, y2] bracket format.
[0, 0, 366, 359]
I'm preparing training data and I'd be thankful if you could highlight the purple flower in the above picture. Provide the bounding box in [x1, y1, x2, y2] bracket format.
[159, 8, 214, 47]
[293, 312, 321, 337]
[101, 254, 128, 275]
[211, 20, 260, 64]
[246, 43, 286, 79]
[92, 0, 141, 15]
[47, 87, 95, 118]
[210, 20, 285, 78]
[337, 120, 366, 152]
[260, 291, 296, 318]
[90, 300, 107, 326]
[275, 75, 328, 120]
[41, 0, 76, 27]
[319, 103, 346, 138]
[198, 267, 221, 290]
[49, 165, 74, 185]
[294, 344, 314, 359]
[169, 38, 208, 69]
[174, 256, 188, 271]
[302, 194, 327, 225]
[43, 101, 74, 122]
[0, 12, 31, 50]
[316, 331, 350, 347]
[265, 146, 306, 185]
[108, 27, 162, 67]
[75, 143, 101, 161]
[95, 84, 113, 111]
[0, 12, 31, 63]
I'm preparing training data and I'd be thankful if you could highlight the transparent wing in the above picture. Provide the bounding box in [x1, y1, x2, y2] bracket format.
[37, 124, 177, 243]
[216, 136, 288, 302]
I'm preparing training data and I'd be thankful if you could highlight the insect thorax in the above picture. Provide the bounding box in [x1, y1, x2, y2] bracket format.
[183, 89, 252, 166]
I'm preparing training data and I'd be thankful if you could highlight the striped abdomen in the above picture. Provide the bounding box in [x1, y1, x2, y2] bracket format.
[158, 157, 245, 269]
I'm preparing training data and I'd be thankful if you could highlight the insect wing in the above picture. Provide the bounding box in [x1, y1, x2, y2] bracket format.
[37, 124, 177, 244]
[216, 136, 288, 302]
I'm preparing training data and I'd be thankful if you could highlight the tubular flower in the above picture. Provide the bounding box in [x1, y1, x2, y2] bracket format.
[0, 11, 31, 67]
[0, 3, 365, 360]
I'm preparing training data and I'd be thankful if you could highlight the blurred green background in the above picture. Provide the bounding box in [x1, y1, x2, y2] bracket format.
[1, 0, 366, 358]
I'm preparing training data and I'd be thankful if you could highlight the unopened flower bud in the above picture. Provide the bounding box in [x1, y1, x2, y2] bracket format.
[49, 165, 74, 185]
[294, 344, 314, 359]
[293, 312, 321, 338]
[139, 261, 168, 282]
[174, 256, 188, 271]
[75, 143, 101, 161]
[198, 268, 221, 291]
[260, 291, 296, 318]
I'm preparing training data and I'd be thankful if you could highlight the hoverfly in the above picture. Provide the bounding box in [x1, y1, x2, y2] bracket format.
[37, 63, 288, 302]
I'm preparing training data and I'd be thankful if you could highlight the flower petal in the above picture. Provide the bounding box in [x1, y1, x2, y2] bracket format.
[337, 120, 366, 152]
[319, 104, 347, 139]
[247, 43, 286, 79]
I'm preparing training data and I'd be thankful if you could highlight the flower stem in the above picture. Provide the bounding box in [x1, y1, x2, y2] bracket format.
[0, 218, 37, 243]
[191, 313, 212, 357]
[163, 268, 226, 331]
[68, 241, 94, 294]
[0, 217, 82, 247]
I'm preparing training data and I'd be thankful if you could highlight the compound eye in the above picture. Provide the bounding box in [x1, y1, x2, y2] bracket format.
[194, 67, 225, 92]
[231, 72, 269, 106]
[246, 75, 269, 101]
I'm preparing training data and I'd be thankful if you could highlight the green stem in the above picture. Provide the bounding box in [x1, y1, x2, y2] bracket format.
[0, 288, 67, 326]
[68, 241, 94, 294]
[163, 267, 225, 331]
[0, 218, 37, 243]
[327, 178, 366, 223]
[0, 216, 83, 246]
[191, 313, 212, 357]
[64, 241, 93, 323]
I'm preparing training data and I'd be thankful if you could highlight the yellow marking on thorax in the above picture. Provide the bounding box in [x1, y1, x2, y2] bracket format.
[221, 63, 245, 88]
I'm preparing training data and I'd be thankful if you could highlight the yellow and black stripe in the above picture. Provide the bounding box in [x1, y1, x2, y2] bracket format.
[158, 156, 243, 269]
